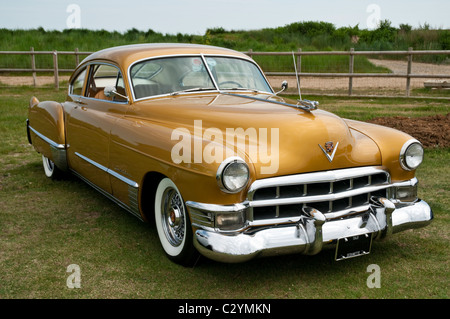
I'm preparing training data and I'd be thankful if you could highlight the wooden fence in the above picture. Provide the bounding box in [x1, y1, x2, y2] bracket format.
[0, 48, 91, 89]
[246, 48, 450, 97]
[0, 48, 449, 96]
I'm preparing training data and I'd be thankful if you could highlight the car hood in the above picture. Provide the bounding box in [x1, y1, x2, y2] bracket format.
[129, 93, 381, 179]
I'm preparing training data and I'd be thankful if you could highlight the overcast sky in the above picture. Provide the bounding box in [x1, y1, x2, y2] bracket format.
[1, 0, 449, 35]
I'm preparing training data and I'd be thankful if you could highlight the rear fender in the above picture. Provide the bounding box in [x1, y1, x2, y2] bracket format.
[28, 97, 68, 171]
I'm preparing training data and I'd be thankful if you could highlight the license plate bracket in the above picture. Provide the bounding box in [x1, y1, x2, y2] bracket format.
[335, 233, 373, 261]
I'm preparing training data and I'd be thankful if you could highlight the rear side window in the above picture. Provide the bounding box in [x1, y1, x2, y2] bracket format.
[70, 68, 87, 96]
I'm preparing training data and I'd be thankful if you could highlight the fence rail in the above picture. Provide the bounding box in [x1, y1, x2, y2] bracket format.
[1, 48, 449, 96]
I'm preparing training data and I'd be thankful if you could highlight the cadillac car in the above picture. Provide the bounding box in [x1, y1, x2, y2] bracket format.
[27, 43, 433, 265]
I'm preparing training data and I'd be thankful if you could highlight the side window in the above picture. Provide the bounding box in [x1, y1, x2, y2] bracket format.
[70, 68, 87, 96]
[86, 64, 127, 102]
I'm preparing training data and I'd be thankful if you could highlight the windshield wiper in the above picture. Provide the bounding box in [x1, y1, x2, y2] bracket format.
[170, 87, 215, 96]
[225, 87, 260, 93]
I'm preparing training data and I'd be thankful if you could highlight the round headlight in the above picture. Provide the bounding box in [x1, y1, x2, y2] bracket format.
[217, 157, 249, 193]
[400, 140, 424, 170]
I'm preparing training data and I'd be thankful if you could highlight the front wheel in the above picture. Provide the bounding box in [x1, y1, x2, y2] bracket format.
[154, 178, 198, 266]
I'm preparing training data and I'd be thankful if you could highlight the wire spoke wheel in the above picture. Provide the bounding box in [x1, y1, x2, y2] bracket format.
[161, 187, 185, 247]
[154, 178, 198, 266]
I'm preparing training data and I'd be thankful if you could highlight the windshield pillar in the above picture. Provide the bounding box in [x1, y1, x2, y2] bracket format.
[200, 54, 220, 91]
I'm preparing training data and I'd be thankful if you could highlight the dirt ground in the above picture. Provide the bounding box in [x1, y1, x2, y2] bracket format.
[368, 113, 450, 148]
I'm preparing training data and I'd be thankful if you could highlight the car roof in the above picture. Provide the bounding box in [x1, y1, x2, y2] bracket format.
[80, 43, 250, 69]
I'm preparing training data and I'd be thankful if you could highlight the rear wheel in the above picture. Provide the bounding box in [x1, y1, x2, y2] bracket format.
[42, 155, 63, 179]
[154, 178, 198, 266]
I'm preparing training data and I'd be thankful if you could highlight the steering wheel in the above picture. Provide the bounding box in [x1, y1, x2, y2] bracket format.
[219, 81, 243, 88]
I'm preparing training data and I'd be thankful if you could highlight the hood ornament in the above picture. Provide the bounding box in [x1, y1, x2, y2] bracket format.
[319, 141, 339, 162]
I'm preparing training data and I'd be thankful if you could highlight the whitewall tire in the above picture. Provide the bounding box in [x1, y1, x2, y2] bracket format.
[154, 178, 197, 266]
[42, 155, 63, 179]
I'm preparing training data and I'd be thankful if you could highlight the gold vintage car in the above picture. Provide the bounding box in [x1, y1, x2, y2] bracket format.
[27, 44, 433, 265]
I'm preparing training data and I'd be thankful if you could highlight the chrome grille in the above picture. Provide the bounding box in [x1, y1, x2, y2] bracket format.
[247, 167, 390, 222]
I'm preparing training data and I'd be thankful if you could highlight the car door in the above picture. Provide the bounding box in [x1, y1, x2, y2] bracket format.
[64, 62, 129, 194]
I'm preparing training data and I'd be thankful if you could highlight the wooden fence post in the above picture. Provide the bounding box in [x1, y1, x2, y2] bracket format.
[297, 48, 302, 73]
[406, 47, 413, 97]
[75, 48, 80, 66]
[297, 48, 302, 91]
[53, 50, 59, 89]
[349, 48, 354, 96]
[30, 47, 37, 87]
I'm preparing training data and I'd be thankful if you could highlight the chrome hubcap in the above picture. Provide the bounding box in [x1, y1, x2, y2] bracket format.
[168, 207, 182, 227]
[161, 188, 185, 247]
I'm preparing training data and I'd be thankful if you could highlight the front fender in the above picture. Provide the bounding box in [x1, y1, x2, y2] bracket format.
[28, 97, 68, 170]
[345, 119, 416, 181]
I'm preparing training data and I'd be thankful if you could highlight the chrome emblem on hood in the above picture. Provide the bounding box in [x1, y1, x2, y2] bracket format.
[319, 141, 339, 162]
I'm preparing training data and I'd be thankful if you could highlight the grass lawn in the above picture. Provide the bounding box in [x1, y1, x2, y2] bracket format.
[0, 87, 448, 300]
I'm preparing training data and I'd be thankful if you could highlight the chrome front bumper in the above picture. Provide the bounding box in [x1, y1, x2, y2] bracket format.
[188, 198, 433, 263]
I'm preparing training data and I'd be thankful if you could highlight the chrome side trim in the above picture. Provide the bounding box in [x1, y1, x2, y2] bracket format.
[75, 151, 107, 169]
[75, 152, 139, 188]
[28, 125, 65, 149]
[70, 169, 143, 221]
[28, 125, 68, 171]
[108, 168, 139, 188]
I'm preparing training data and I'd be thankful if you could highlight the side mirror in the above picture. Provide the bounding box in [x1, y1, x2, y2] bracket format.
[273, 80, 288, 96]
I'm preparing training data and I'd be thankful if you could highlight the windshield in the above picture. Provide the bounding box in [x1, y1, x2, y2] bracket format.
[130, 56, 272, 100]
